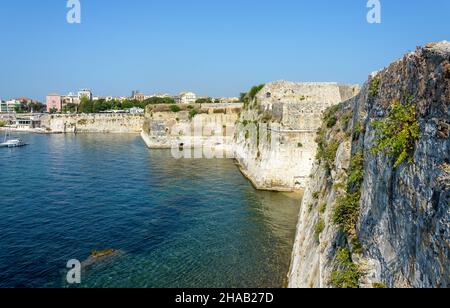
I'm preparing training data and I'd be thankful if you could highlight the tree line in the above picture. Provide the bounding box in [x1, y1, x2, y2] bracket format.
[62, 97, 176, 114]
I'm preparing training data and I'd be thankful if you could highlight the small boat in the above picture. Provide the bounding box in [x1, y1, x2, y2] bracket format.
[0, 138, 27, 148]
[1, 117, 27, 148]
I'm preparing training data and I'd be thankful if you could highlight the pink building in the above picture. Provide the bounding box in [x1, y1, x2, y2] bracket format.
[46, 93, 61, 112]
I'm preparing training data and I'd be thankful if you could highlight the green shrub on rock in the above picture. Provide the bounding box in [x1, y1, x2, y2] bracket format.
[369, 76, 381, 97]
[331, 248, 361, 289]
[371, 99, 420, 168]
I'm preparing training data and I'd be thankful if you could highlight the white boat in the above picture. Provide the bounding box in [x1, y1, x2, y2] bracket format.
[0, 138, 27, 148]
[1, 116, 27, 148]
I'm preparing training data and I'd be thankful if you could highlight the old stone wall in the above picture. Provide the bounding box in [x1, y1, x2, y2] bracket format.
[234, 81, 359, 191]
[40, 114, 145, 133]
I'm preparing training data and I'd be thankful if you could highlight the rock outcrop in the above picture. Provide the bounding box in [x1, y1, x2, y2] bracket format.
[289, 41, 450, 288]
[234, 81, 359, 191]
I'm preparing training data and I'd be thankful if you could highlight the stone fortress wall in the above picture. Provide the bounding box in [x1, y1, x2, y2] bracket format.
[234, 81, 360, 191]
[40, 113, 145, 133]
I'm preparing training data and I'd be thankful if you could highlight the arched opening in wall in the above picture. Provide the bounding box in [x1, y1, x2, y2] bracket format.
[266, 92, 272, 98]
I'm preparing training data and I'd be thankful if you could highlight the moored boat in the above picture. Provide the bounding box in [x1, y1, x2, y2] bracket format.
[0, 138, 27, 148]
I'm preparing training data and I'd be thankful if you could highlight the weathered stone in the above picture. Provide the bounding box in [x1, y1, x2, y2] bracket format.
[234, 81, 359, 191]
[41, 114, 144, 133]
[289, 41, 450, 288]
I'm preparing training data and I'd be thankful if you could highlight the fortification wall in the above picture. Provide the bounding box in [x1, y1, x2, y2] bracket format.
[40, 114, 145, 133]
[234, 81, 360, 191]
[141, 104, 242, 157]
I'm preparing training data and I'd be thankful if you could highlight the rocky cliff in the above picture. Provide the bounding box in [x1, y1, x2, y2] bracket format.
[234, 81, 359, 191]
[289, 42, 450, 288]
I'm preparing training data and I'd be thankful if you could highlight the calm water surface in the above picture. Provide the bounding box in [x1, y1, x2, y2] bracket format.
[0, 133, 301, 288]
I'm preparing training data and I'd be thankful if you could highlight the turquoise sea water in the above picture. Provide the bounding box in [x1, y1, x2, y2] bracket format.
[0, 133, 301, 288]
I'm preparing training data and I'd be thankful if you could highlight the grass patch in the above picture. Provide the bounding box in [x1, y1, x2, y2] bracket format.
[371, 99, 420, 168]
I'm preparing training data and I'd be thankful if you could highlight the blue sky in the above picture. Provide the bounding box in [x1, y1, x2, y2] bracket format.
[0, 0, 449, 101]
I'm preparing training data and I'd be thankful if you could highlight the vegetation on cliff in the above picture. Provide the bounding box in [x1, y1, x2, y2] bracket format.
[369, 76, 381, 97]
[331, 248, 362, 288]
[371, 99, 420, 168]
[240, 84, 265, 109]
[315, 128, 340, 173]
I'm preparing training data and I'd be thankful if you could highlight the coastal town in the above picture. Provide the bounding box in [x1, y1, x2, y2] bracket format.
[0, 89, 240, 132]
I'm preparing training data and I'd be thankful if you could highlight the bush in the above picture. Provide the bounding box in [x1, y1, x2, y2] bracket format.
[312, 191, 320, 199]
[331, 248, 361, 288]
[369, 76, 381, 97]
[347, 152, 364, 190]
[373, 282, 387, 289]
[324, 105, 339, 128]
[326, 116, 338, 128]
[333, 192, 361, 234]
[248, 84, 265, 101]
[352, 122, 363, 140]
[371, 99, 420, 168]
[241, 84, 265, 109]
[188, 109, 199, 119]
[0, 120, 5, 127]
[315, 218, 325, 242]
[195, 97, 213, 104]
[316, 140, 340, 172]
[316, 127, 337, 171]
[319, 203, 327, 214]
[169, 105, 181, 113]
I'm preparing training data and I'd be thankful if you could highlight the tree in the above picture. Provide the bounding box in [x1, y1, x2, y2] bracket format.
[195, 97, 213, 104]
[49, 107, 58, 114]
[78, 97, 93, 113]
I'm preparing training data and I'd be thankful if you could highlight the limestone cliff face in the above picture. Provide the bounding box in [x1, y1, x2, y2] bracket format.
[234, 81, 359, 191]
[289, 42, 450, 288]
[41, 114, 144, 133]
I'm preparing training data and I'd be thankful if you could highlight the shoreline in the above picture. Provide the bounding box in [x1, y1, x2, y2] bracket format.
[0, 127, 142, 135]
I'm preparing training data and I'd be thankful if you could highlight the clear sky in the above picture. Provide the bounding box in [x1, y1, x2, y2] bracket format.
[0, 0, 449, 101]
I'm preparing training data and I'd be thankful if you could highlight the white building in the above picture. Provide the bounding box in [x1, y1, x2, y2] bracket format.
[0, 100, 21, 113]
[175, 92, 197, 104]
[78, 89, 93, 101]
